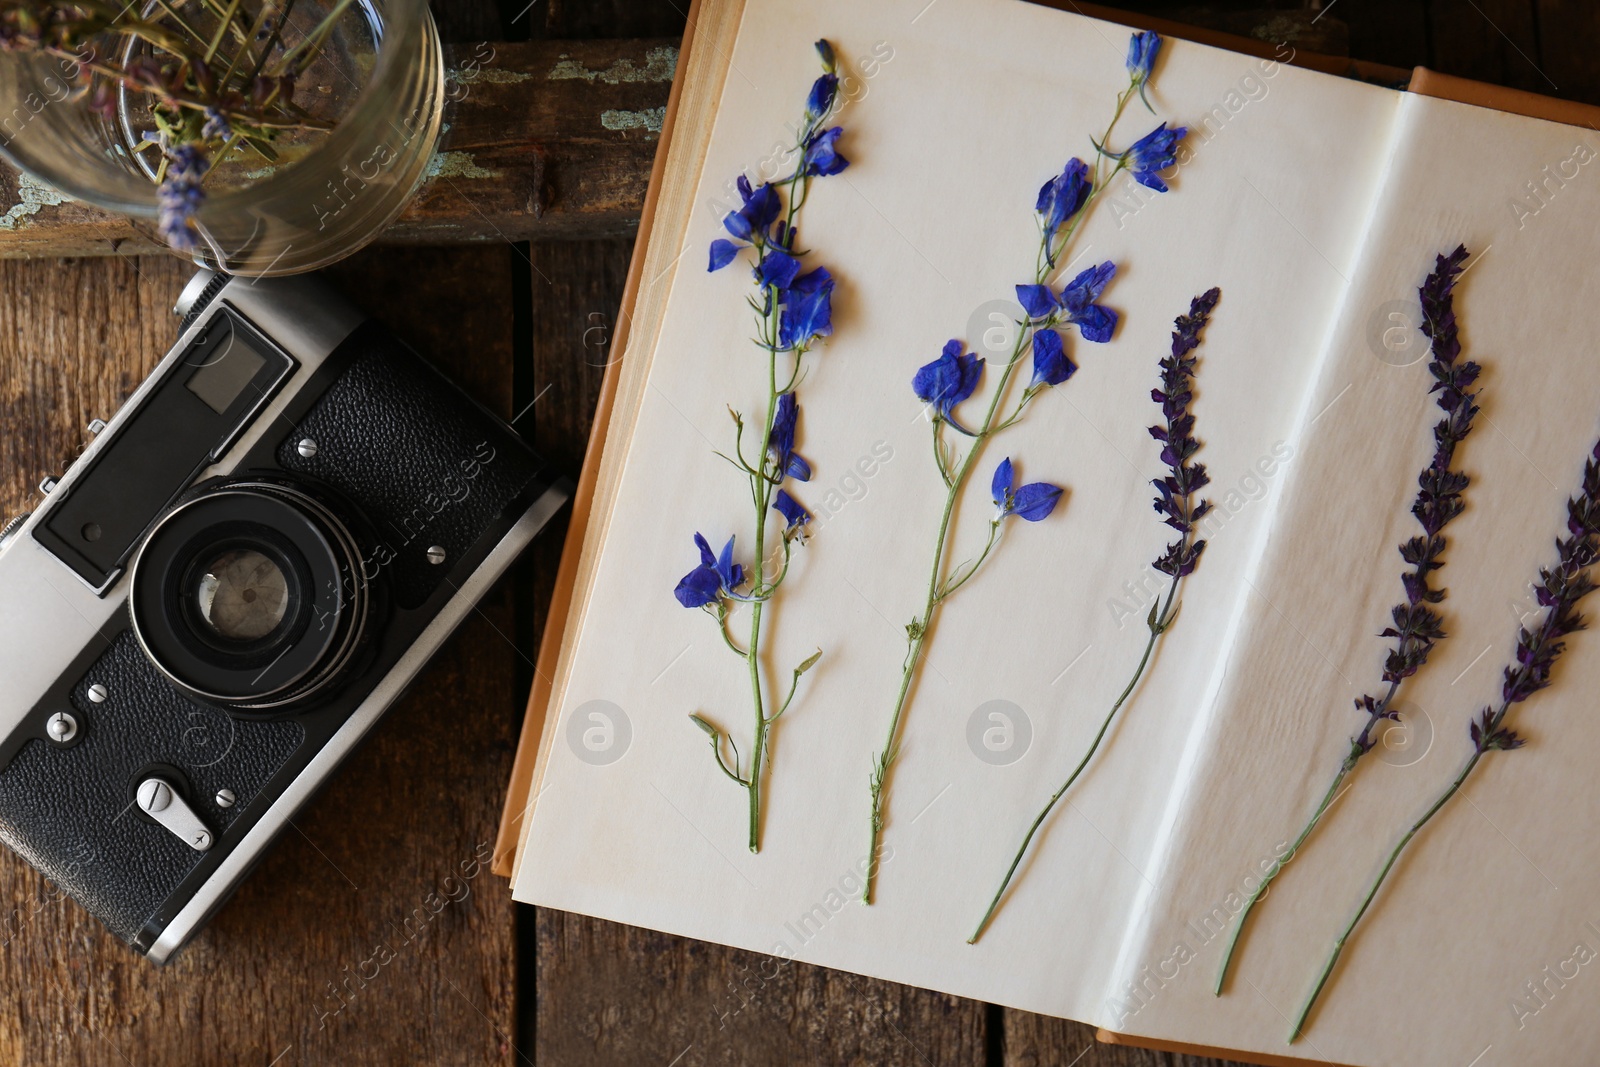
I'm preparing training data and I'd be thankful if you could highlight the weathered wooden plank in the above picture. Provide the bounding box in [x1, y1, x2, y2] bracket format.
[1429, 0, 1547, 94]
[526, 0, 689, 39]
[1322, 0, 1430, 69]
[0, 247, 525, 1065]
[1005, 1014, 1247, 1066]
[0, 37, 679, 258]
[1535, 0, 1600, 105]
[537, 910, 990, 1066]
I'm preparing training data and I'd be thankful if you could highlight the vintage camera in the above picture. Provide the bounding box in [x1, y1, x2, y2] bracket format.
[0, 270, 568, 962]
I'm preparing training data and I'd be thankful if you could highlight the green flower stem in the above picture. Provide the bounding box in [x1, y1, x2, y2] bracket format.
[732, 162, 812, 853]
[968, 573, 1180, 943]
[1289, 738, 1491, 1043]
[1213, 677, 1401, 995]
[863, 76, 1144, 904]
[864, 326, 1032, 903]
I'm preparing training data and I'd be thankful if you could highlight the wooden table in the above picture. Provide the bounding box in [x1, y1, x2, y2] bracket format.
[0, 1, 1588, 1064]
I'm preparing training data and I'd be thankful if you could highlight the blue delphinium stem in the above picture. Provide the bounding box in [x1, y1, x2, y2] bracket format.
[863, 38, 1186, 904]
[1290, 432, 1600, 1042]
[968, 287, 1219, 943]
[1214, 246, 1480, 995]
[679, 42, 845, 852]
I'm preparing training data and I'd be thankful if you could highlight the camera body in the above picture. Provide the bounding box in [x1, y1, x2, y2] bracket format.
[0, 271, 567, 962]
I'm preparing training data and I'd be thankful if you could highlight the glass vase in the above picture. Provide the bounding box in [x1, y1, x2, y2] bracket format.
[0, 0, 444, 276]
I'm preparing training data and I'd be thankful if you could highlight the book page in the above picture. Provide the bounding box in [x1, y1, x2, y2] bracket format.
[514, 0, 1399, 1027]
[1118, 91, 1600, 1066]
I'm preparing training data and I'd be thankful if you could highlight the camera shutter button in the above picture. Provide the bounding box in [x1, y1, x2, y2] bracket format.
[136, 778, 214, 852]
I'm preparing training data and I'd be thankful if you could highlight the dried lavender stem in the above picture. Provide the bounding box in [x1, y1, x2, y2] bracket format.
[1293, 426, 1600, 1039]
[1213, 679, 1399, 995]
[1289, 742, 1486, 1042]
[969, 286, 1216, 939]
[969, 574, 1180, 943]
[1216, 246, 1476, 994]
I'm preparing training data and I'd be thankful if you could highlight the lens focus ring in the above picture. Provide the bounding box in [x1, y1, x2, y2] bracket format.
[128, 479, 371, 715]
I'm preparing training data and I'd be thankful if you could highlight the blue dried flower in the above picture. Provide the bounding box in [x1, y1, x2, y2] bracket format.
[778, 267, 835, 350]
[708, 240, 740, 272]
[674, 533, 746, 608]
[991, 457, 1063, 522]
[799, 125, 849, 177]
[1124, 122, 1187, 192]
[1030, 327, 1076, 388]
[1126, 31, 1161, 85]
[710, 178, 784, 270]
[912, 339, 984, 434]
[768, 392, 812, 481]
[773, 489, 811, 531]
[1015, 261, 1118, 343]
[758, 248, 803, 290]
[1036, 158, 1091, 256]
[807, 73, 839, 119]
[157, 143, 208, 253]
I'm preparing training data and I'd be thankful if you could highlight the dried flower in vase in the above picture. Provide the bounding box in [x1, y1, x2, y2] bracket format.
[1291, 431, 1600, 1041]
[0, 0, 357, 251]
[1215, 245, 1480, 994]
[673, 40, 847, 853]
[968, 287, 1219, 943]
[862, 30, 1190, 903]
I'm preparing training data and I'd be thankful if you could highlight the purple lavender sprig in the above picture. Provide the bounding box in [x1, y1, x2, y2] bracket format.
[157, 143, 207, 253]
[1292, 435, 1600, 1043]
[1476, 442, 1600, 743]
[1151, 287, 1219, 579]
[1215, 246, 1481, 996]
[969, 289, 1219, 944]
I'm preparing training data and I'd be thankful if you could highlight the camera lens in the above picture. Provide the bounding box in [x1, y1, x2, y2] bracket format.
[193, 548, 291, 643]
[129, 479, 376, 716]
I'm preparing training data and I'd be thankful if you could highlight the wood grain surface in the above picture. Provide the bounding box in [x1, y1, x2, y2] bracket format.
[0, 2, 1590, 1066]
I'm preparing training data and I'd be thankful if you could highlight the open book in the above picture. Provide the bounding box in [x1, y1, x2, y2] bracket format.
[505, 1, 1600, 1064]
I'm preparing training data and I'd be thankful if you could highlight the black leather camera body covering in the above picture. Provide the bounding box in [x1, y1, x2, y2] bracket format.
[0, 272, 569, 961]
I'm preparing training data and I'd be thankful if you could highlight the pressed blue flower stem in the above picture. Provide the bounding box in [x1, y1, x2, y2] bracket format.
[736, 162, 811, 853]
[1289, 739, 1488, 1043]
[864, 75, 1144, 904]
[938, 520, 1003, 601]
[968, 574, 1180, 943]
[1213, 678, 1399, 995]
[865, 329, 1032, 903]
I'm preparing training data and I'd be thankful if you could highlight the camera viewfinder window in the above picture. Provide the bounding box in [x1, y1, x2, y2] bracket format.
[186, 330, 267, 414]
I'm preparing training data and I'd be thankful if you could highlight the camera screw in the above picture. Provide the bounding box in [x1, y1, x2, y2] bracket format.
[137, 779, 172, 813]
[45, 713, 77, 744]
[214, 789, 236, 809]
[296, 437, 319, 459]
[426, 545, 447, 565]
[87, 683, 108, 704]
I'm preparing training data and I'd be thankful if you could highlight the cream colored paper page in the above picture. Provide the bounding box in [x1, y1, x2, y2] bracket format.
[515, 0, 1397, 1027]
[1114, 92, 1600, 1066]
